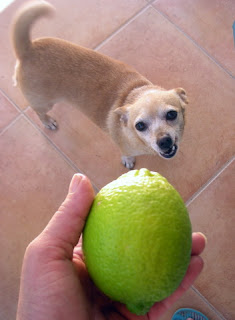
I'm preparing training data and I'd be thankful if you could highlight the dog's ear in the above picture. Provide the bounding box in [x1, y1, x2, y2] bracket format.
[114, 105, 130, 125]
[174, 88, 189, 105]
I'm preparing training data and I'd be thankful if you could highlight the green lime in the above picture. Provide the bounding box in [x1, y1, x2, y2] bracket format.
[83, 168, 192, 315]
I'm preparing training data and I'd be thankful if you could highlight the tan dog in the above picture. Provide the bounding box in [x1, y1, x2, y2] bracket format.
[11, 1, 188, 169]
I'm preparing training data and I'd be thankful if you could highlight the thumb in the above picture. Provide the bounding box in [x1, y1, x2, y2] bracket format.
[40, 174, 94, 256]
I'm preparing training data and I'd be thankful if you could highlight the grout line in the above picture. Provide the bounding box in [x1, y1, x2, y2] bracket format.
[24, 105, 30, 112]
[0, 113, 23, 136]
[191, 286, 227, 320]
[94, 4, 150, 51]
[151, 5, 234, 79]
[186, 156, 235, 207]
[0, 88, 23, 113]
[0, 89, 100, 192]
[22, 112, 100, 192]
[22, 112, 83, 174]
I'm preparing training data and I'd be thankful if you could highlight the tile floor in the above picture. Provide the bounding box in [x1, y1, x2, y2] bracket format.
[0, 0, 234, 319]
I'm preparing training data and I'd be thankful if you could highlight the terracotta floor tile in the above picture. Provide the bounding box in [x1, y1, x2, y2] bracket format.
[160, 288, 223, 320]
[25, 104, 127, 189]
[153, 0, 235, 76]
[0, 0, 146, 109]
[98, 7, 235, 200]
[0, 90, 19, 133]
[188, 160, 235, 320]
[0, 116, 76, 320]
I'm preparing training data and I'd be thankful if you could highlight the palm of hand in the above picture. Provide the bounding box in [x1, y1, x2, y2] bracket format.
[30, 235, 204, 320]
[29, 240, 138, 320]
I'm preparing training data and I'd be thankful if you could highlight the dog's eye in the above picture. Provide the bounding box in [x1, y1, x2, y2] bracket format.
[166, 110, 177, 121]
[135, 121, 147, 131]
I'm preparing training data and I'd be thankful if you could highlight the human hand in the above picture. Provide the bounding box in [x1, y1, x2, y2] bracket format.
[17, 174, 206, 320]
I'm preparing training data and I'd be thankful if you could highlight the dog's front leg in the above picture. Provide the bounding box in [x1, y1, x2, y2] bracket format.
[121, 155, 136, 169]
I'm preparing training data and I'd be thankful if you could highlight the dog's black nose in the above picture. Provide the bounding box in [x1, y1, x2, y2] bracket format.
[158, 136, 173, 151]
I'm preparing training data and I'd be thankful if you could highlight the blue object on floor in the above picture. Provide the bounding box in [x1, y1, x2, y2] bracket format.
[172, 308, 209, 320]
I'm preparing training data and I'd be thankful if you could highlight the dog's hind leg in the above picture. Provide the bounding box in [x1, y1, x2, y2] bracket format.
[26, 98, 58, 130]
[37, 112, 57, 130]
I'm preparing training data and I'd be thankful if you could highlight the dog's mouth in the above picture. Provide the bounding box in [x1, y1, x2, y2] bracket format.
[160, 144, 178, 159]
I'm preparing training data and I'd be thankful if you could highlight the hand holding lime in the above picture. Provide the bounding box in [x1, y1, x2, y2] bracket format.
[83, 169, 192, 315]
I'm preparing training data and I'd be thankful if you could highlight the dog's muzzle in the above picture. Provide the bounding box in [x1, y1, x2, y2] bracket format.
[160, 144, 178, 158]
[157, 135, 178, 159]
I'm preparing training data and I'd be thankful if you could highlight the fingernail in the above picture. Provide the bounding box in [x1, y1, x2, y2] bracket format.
[197, 232, 207, 245]
[69, 174, 84, 193]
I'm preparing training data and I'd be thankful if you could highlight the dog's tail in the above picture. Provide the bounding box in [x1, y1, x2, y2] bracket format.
[11, 1, 54, 60]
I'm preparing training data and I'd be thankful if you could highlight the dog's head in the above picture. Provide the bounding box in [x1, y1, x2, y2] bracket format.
[114, 88, 188, 159]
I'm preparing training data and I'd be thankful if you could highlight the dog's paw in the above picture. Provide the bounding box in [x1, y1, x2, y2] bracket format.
[122, 156, 136, 169]
[42, 116, 58, 130]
